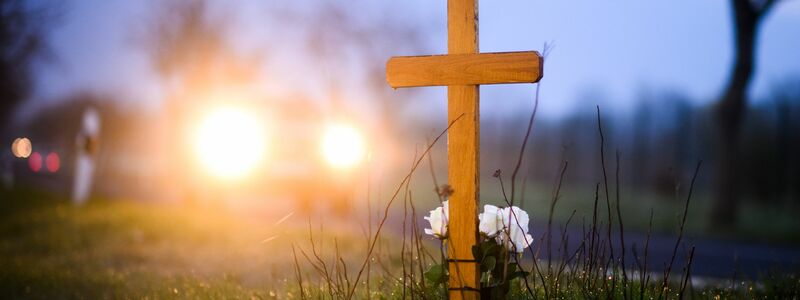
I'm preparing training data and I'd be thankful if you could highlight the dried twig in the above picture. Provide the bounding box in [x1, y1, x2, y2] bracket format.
[291, 244, 306, 300]
[659, 161, 702, 300]
[509, 43, 551, 206]
[596, 105, 616, 298]
[615, 150, 629, 298]
[678, 245, 696, 299]
[641, 209, 653, 300]
[547, 160, 569, 276]
[346, 114, 464, 299]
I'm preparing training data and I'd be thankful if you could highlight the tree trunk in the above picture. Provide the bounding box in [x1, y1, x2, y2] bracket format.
[711, 0, 764, 226]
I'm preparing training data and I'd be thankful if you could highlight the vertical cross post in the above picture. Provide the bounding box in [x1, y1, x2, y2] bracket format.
[446, 0, 480, 299]
[385, 0, 542, 298]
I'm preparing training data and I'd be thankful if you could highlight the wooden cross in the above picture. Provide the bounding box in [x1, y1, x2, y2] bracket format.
[385, 0, 542, 298]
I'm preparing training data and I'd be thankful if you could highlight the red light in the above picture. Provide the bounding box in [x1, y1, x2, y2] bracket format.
[46, 152, 60, 173]
[28, 152, 42, 172]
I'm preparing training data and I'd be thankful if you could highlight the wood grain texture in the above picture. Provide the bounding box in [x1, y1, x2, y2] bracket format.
[447, 85, 480, 299]
[447, 0, 480, 299]
[386, 51, 542, 88]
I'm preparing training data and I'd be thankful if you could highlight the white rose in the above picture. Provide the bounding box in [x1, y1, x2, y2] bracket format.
[424, 200, 449, 239]
[478, 205, 504, 237]
[501, 232, 533, 253]
[497, 206, 533, 253]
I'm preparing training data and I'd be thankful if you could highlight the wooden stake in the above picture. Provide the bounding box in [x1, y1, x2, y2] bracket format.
[446, 0, 480, 298]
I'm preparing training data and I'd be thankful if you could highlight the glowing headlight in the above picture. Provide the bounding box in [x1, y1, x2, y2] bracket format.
[321, 124, 366, 169]
[193, 106, 266, 180]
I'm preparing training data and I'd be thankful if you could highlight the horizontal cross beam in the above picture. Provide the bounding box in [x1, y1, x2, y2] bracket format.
[386, 51, 542, 88]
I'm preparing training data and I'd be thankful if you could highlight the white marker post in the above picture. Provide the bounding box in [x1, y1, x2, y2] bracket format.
[72, 108, 101, 204]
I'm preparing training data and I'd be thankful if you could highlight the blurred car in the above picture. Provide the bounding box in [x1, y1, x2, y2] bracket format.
[7, 94, 370, 216]
[176, 96, 370, 216]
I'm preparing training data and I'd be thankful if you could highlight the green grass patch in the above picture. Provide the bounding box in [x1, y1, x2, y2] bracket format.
[0, 187, 798, 299]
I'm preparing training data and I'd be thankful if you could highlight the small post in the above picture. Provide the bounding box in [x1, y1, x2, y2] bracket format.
[446, 0, 480, 298]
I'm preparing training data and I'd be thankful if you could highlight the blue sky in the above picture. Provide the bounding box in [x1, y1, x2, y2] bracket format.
[30, 0, 800, 120]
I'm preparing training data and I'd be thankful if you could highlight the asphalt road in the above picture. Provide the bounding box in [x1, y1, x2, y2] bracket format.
[523, 223, 800, 279]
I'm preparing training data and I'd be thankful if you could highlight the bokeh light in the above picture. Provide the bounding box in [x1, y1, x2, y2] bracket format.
[321, 124, 366, 169]
[28, 152, 42, 172]
[11, 137, 32, 158]
[193, 106, 266, 180]
[46, 152, 60, 173]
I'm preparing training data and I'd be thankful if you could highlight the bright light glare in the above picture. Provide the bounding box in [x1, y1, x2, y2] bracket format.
[11, 137, 32, 158]
[193, 107, 266, 180]
[322, 124, 366, 169]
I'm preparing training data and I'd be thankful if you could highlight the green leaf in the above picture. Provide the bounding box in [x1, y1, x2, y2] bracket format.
[506, 263, 518, 274]
[472, 245, 482, 261]
[480, 256, 496, 272]
[480, 271, 491, 284]
[508, 271, 530, 280]
[481, 240, 496, 255]
[424, 264, 447, 286]
[488, 242, 504, 256]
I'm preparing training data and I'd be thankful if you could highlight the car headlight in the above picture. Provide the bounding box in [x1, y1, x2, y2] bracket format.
[321, 124, 366, 170]
[193, 106, 266, 180]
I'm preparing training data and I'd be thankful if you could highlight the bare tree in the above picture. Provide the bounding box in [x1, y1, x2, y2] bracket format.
[711, 0, 782, 225]
[0, 0, 54, 136]
[139, 0, 259, 98]
[136, 0, 262, 201]
[273, 0, 427, 133]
